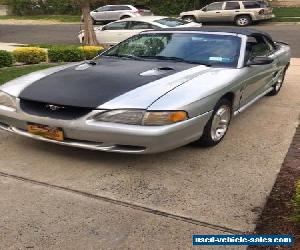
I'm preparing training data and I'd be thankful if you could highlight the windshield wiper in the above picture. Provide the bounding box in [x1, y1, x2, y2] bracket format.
[139, 55, 211, 66]
[104, 54, 142, 60]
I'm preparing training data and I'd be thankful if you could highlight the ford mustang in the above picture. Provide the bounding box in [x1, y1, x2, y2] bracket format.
[0, 27, 291, 154]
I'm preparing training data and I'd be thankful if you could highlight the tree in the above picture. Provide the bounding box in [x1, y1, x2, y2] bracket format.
[75, 0, 98, 45]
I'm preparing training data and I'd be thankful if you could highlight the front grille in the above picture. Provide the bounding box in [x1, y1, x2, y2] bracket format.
[20, 99, 93, 120]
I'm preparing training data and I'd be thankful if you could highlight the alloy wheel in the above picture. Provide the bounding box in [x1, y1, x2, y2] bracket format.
[210, 105, 231, 142]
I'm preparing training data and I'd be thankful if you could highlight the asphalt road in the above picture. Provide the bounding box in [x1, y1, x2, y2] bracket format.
[0, 23, 299, 57]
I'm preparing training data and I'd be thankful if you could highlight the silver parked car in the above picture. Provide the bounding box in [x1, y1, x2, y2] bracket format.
[90, 4, 153, 24]
[180, 0, 274, 26]
[0, 28, 290, 154]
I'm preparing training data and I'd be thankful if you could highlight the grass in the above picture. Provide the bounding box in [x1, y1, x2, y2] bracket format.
[21, 44, 80, 49]
[294, 181, 300, 223]
[0, 15, 80, 23]
[273, 7, 300, 22]
[0, 64, 60, 85]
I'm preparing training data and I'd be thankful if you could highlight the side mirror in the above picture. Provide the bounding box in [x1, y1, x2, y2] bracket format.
[246, 56, 274, 66]
[202, 7, 207, 12]
[93, 9, 98, 12]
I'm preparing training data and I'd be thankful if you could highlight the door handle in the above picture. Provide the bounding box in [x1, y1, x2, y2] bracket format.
[235, 11, 240, 12]
[216, 12, 221, 13]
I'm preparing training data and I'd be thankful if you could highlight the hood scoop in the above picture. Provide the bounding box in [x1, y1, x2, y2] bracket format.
[140, 67, 175, 76]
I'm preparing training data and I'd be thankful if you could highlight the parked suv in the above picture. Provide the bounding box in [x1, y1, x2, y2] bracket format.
[90, 5, 153, 24]
[180, 1, 274, 26]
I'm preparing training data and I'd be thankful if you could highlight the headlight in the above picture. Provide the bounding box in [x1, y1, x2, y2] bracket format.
[93, 110, 188, 126]
[143, 111, 188, 126]
[0, 91, 17, 111]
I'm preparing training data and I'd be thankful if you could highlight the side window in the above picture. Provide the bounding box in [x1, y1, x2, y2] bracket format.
[129, 22, 154, 30]
[205, 2, 224, 11]
[246, 35, 273, 60]
[97, 6, 110, 12]
[103, 21, 128, 31]
[111, 6, 131, 11]
[225, 2, 241, 10]
[243, 1, 261, 9]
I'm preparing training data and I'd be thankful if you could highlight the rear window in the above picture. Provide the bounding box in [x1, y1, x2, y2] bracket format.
[243, 1, 269, 9]
[154, 18, 189, 27]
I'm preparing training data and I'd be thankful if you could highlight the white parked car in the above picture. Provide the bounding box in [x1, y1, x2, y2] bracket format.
[78, 16, 202, 46]
[90, 5, 153, 24]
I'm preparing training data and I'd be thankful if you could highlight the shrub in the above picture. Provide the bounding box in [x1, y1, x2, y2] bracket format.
[13, 47, 47, 64]
[79, 46, 104, 60]
[0, 50, 14, 68]
[7, 0, 217, 16]
[48, 47, 84, 62]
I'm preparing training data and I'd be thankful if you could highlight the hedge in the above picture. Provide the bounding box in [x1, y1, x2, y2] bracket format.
[7, 0, 217, 16]
[13, 47, 47, 64]
[0, 50, 14, 68]
[48, 47, 85, 62]
[79, 46, 104, 60]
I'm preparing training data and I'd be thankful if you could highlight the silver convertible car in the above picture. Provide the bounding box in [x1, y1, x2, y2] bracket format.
[0, 27, 290, 154]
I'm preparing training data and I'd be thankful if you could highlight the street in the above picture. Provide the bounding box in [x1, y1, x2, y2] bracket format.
[0, 22, 300, 249]
[0, 23, 300, 57]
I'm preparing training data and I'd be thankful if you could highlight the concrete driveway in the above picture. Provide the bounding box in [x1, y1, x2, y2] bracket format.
[0, 60, 299, 249]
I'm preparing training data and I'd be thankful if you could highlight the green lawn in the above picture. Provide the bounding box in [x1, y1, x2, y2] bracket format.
[0, 64, 60, 85]
[23, 44, 81, 49]
[273, 7, 300, 22]
[294, 181, 300, 223]
[0, 15, 80, 23]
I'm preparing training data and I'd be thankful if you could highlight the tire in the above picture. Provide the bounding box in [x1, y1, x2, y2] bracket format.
[120, 15, 131, 20]
[235, 15, 252, 26]
[193, 99, 232, 147]
[267, 66, 288, 96]
[182, 15, 196, 22]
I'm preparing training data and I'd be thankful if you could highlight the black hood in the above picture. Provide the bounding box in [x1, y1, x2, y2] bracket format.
[19, 57, 194, 108]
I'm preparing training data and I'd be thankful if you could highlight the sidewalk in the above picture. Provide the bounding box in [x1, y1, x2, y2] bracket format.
[0, 42, 23, 51]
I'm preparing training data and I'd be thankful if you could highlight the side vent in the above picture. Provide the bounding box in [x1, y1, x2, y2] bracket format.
[140, 67, 175, 76]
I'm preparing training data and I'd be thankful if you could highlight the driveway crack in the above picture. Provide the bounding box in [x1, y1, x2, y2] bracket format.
[0, 171, 244, 234]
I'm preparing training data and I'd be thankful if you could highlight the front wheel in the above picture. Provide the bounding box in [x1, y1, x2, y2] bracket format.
[235, 15, 252, 26]
[193, 99, 232, 147]
[267, 66, 288, 96]
[120, 15, 131, 20]
[182, 15, 196, 22]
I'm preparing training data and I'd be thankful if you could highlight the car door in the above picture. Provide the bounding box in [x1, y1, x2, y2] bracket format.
[239, 35, 279, 107]
[97, 21, 130, 46]
[108, 6, 125, 21]
[199, 2, 225, 22]
[223, 1, 242, 21]
[92, 6, 110, 21]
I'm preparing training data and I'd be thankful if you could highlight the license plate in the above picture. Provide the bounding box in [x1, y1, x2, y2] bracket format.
[27, 123, 64, 141]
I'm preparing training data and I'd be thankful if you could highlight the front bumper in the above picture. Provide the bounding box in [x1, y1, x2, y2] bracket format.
[0, 100, 212, 154]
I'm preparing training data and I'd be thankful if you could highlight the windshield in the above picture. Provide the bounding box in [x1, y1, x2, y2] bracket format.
[154, 18, 190, 27]
[103, 33, 241, 67]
